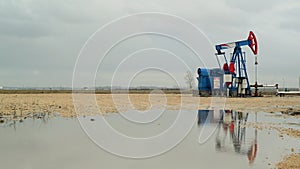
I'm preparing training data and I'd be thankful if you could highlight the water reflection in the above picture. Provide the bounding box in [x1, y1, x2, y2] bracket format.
[198, 110, 258, 164]
[0, 112, 52, 130]
[0, 110, 298, 169]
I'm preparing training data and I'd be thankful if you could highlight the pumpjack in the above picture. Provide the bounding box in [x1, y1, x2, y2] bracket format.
[197, 31, 258, 97]
[216, 31, 258, 96]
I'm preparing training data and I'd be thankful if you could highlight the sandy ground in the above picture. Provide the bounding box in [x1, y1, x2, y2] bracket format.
[0, 93, 299, 168]
[1, 93, 300, 116]
[276, 153, 300, 169]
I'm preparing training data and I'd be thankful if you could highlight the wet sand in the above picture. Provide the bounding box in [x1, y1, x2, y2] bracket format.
[1, 93, 299, 168]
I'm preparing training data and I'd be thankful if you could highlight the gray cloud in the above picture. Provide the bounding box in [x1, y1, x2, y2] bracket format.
[0, 0, 299, 88]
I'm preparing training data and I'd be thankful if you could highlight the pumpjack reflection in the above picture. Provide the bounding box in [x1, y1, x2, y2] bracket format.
[198, 110, 258, 164]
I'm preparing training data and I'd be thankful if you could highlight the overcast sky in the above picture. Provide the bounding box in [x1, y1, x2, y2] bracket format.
[1, 0, 299, 88]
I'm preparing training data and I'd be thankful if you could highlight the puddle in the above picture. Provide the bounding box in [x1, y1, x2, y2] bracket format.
[0, 110, 299, 169]
[255, 113, 300, 130]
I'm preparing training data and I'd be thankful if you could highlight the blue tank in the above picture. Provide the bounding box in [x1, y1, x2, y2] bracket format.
[197, 68, 224, 96]
[197, 68, 211, 91]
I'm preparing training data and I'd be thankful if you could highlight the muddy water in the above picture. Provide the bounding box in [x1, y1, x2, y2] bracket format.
[0, 110, 299, 169]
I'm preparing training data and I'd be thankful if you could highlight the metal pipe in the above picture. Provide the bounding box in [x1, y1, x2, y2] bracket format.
[299, 76, 300, 91]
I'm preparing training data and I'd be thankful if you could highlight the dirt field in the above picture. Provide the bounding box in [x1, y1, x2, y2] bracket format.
[0, 93, 299, 168]
[1, 93, 300, 116]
